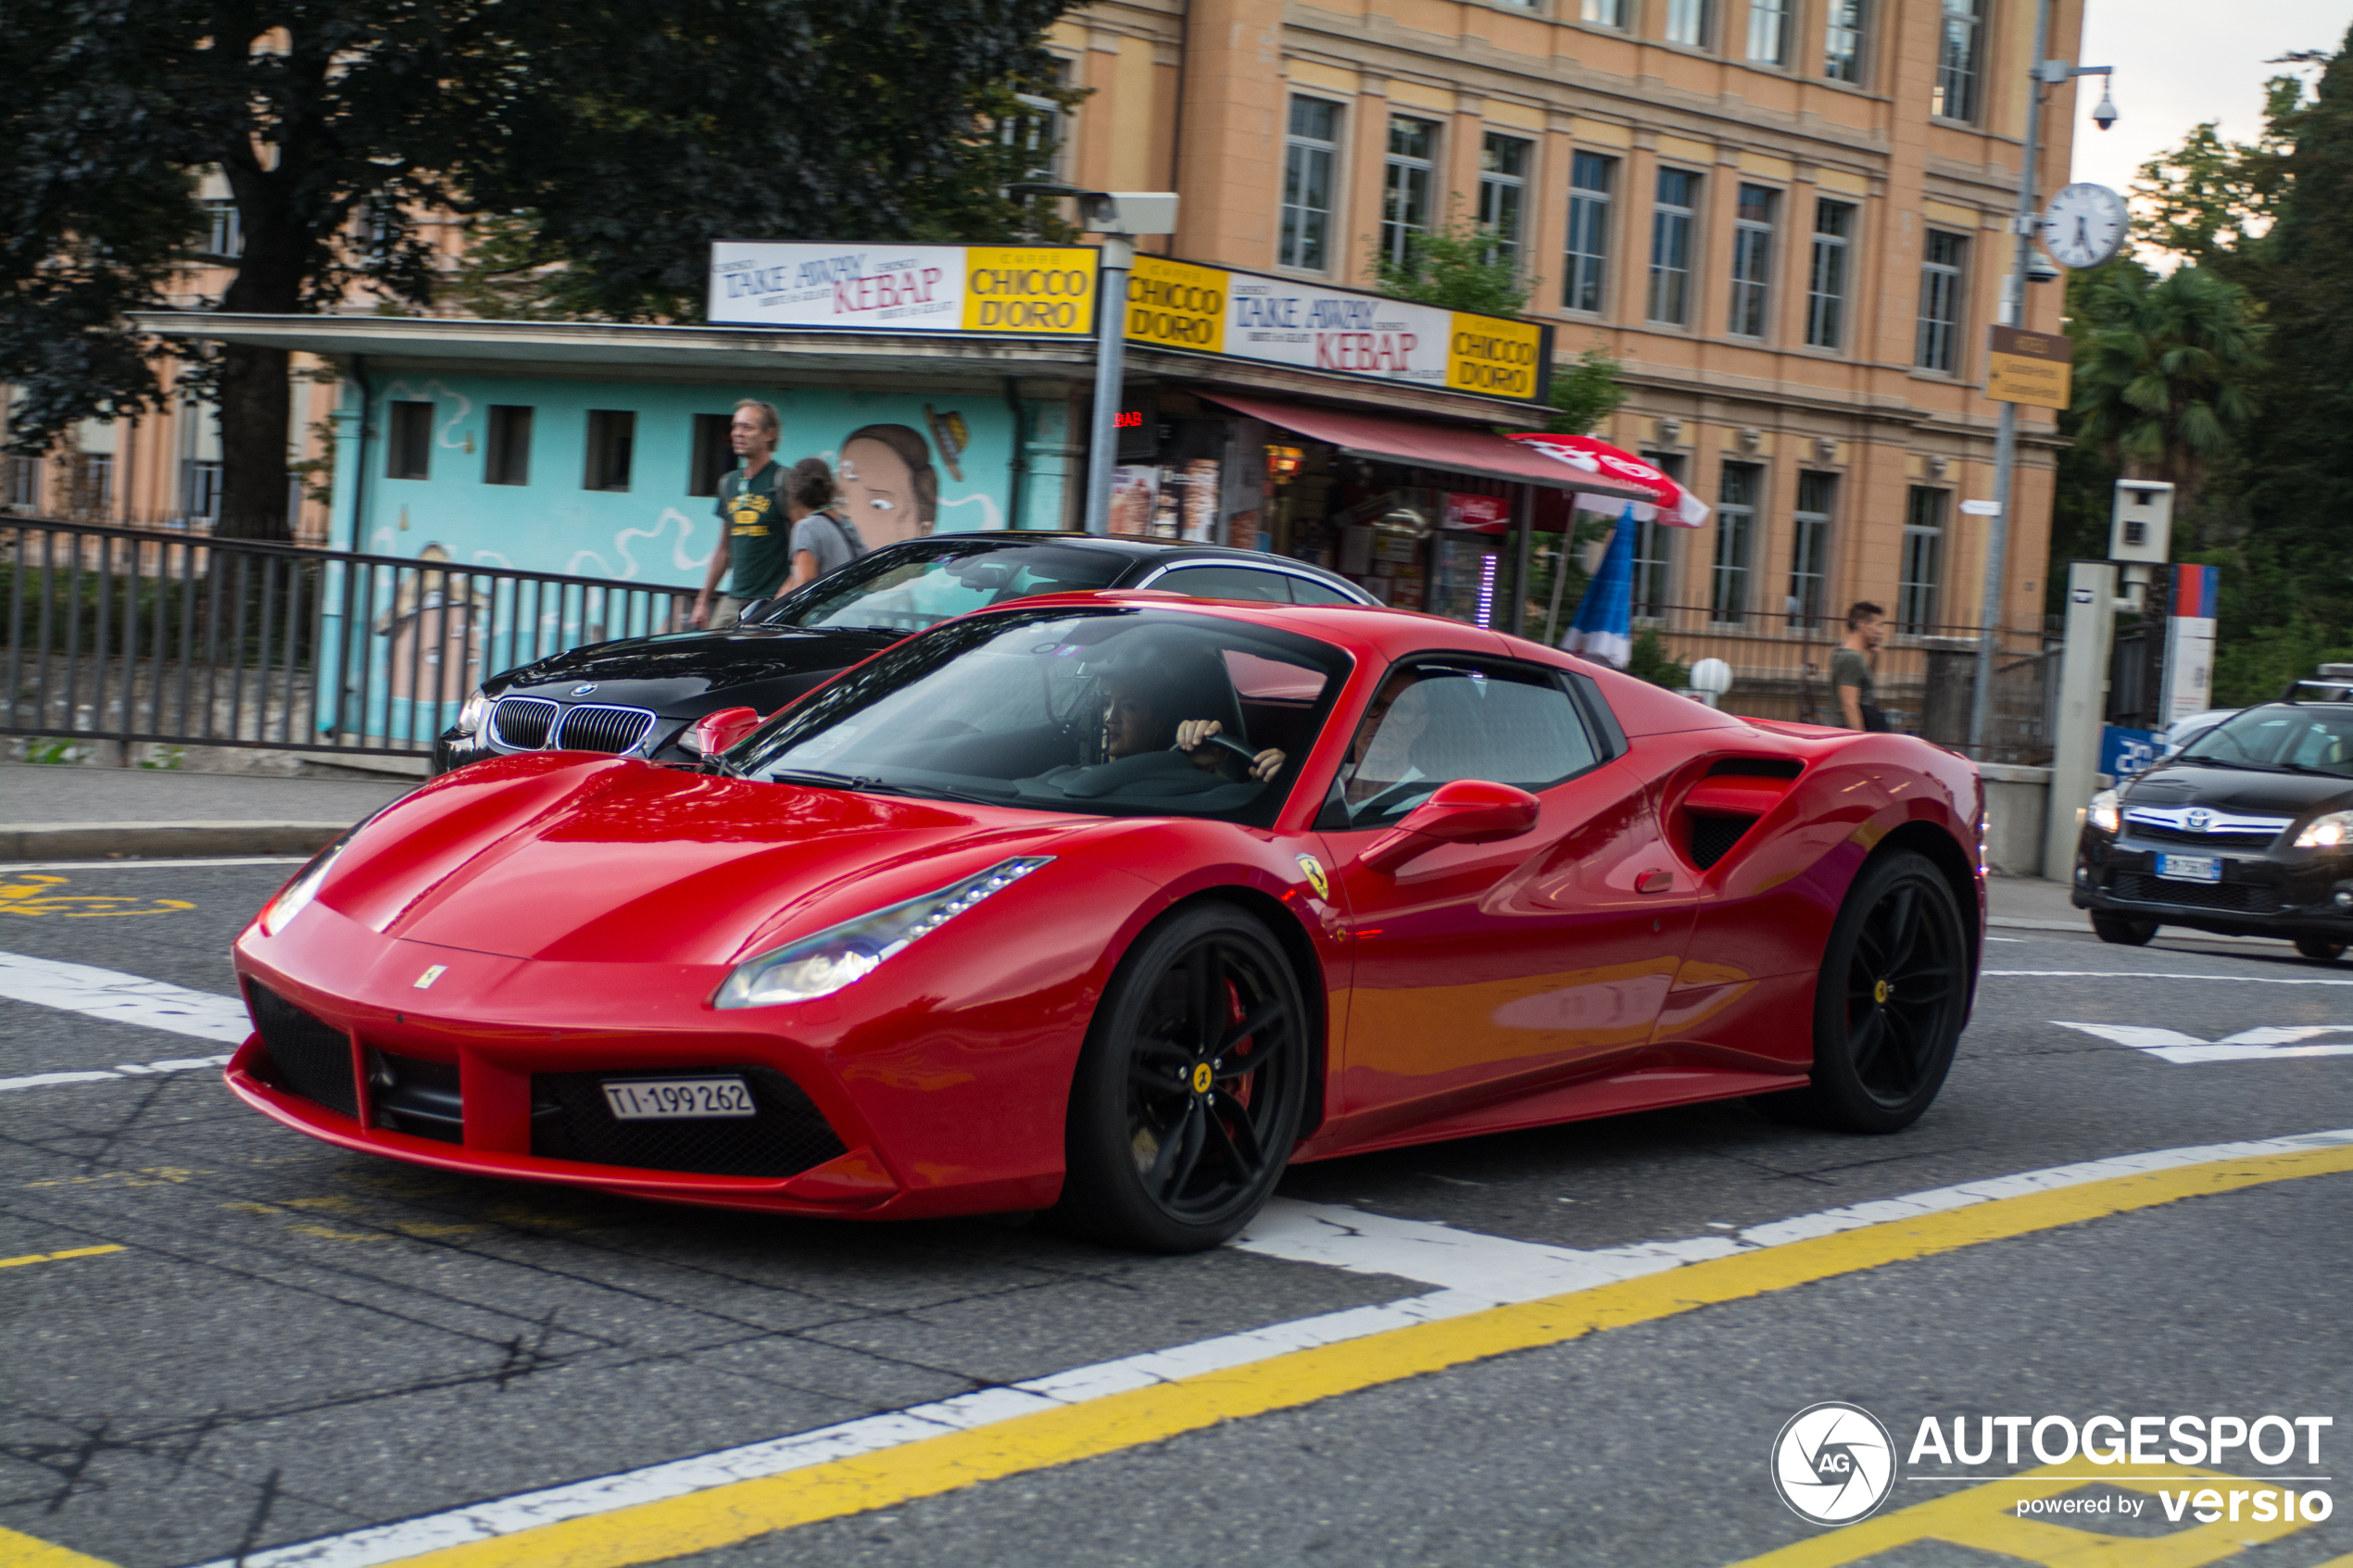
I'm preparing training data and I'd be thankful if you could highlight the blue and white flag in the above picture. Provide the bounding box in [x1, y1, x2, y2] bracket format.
[1562, 508, 1635, 669]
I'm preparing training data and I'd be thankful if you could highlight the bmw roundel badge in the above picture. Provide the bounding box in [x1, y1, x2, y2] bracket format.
[571, 684, 598, 696]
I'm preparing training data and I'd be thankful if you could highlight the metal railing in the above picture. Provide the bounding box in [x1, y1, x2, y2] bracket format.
[1636, 605, 2057, 764]
[4, 517, 693, 759]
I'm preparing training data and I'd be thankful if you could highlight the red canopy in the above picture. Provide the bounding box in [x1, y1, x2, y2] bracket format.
[1201, 393, 1657, 505]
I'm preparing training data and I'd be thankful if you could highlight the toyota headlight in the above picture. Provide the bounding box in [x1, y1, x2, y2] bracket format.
[715, 857, 1052, 1009]
[455, 686, 492, 735]
[2296, 810, 2353, 849]
[259, 842, 345, 935]
[2085, 789, 2120, 835]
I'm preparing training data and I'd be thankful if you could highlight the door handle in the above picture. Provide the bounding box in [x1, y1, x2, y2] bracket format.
[1636, 869, 1674, 894]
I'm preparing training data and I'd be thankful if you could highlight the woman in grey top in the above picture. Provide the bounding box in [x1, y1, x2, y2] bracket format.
[783, 458, 866, 592]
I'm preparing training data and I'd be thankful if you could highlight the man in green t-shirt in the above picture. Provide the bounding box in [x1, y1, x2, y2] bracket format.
[692, 399, 793, 629]
[1831, 599, 1887, 730]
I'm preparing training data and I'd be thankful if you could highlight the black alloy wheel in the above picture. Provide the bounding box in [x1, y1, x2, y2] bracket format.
[1060, 904, 1309, 1252]
[2093, 911, 2158, 946]
[1755, 848, 1969, 1135]
[2295, 935, 2347, 962]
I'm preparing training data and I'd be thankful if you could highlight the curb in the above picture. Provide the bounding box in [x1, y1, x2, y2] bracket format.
[1987, 915, 2089, 932]
[0, 822, 349, 861]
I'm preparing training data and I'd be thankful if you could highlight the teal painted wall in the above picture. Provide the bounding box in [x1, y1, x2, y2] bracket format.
[353, 374, 1031, 583]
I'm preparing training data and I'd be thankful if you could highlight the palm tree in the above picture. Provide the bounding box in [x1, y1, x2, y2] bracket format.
[2070, 262, 2267, 508]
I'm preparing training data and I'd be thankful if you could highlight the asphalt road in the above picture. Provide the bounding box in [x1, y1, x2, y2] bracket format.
[4, 859, 2350, 1568]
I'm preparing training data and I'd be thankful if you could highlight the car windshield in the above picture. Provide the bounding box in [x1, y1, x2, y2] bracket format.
[773, 541, 1128, 635]
[2179, 706, 2353, 776]
[732, 607, 1351, 825]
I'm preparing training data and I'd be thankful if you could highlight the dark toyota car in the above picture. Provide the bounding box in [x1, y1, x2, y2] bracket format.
[2074, 696, 2353, 959]
[433, 533, 1372, 774]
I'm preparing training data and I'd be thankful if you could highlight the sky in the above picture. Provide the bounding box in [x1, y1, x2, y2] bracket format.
[2067, 0, 2349, 193]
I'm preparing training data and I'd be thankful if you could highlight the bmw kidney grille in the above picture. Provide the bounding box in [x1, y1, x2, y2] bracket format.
[486, 696, 655, 755]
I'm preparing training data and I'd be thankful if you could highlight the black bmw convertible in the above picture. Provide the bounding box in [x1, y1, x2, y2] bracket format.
[2074, 695, 2353, 958]
[433, 533, 1371, 774]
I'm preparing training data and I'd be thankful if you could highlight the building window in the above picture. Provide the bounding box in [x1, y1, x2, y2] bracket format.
[386, 400, 433, 480]
[1747, 0, 1790, 64]
[687, 413, 736, 497]
[1382, 117, 1439, 266]
[584, 409, 635, 493]
[83, 455, 115, 510]
[1634, 452, 1686, 616]
[1728, 184, 1777, 338]
[182, 459, 222, 520]
[1281, 98, 1341, 271]
[1806, 199, 1854, 349]
[1564, 152, 1617, 313]
[201, 199, 243, 259]
[484, 405, 533, 486]
[1713, 462, 1759, 625]
[1824, 0, 1867, 82]
[1001, 61, 1071, 186]
[1580, 0, 1628, 24]
[1900, 486, 1945, 631]
[1664, 0, 1711, 47]
[6, 455, 39, 511]
[1648, 168, 1699, 325]
[1917, 230, 1967, 372]
[1789, 470, 1835, 627]
[1479, 134, 1531, 270]
[1933, 0, 1982, 120]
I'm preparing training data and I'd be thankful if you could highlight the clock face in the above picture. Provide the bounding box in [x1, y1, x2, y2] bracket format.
[2041, 182, 2130, 270]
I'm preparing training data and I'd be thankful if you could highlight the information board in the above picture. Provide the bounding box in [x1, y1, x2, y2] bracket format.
[708, 242, 1098, 335]
[1985, 324, 2072, 409]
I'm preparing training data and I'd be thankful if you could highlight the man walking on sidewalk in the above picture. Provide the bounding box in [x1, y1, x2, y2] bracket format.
[1833, 599, 1890, 731]
[692, 400, 791, 629]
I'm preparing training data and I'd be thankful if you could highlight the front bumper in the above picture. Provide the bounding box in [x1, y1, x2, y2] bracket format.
[226, 906, 1073, 1219]
[2071, 831, 2353, 937]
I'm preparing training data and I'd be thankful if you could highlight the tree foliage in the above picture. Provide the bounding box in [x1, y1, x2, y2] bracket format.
[2067, 261, 2263, 505]
[1372, 217, 1532, 317]
[1541, 345, 1629, 436]
[0, 0, 1076, 537]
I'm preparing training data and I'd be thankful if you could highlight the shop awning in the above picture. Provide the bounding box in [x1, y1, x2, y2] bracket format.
[1200, 392, 1655, 504]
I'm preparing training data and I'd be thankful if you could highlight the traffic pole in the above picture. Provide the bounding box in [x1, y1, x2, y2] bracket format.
[1083, 235, 1134, 535]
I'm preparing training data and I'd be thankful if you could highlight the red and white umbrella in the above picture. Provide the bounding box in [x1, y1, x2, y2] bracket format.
[1506, 434, 1711, 526]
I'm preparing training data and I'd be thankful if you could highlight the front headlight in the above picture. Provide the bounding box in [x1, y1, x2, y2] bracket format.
[2296, 810, 2353, 849]
[258, 843, 344, 935]
[715, 856, 1052, 1009]
[455, 687, 492, 735]
[2085, 789, 2120, 835]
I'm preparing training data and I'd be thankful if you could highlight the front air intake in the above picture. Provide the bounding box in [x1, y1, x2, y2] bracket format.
[528, 1066, 847, 1177]
[246, 983, 359, 1116]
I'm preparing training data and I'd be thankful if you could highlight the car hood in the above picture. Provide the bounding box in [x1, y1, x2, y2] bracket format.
[2123, 762, 2353, 818]
[493, 625, 897, 711]
[318, 755, 1088, 966]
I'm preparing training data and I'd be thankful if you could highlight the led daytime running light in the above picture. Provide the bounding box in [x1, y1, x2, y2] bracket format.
[716, 856, 1053, 1009]
[2085, 789, 2120, 834]
[2296, 810, 2353, 849]
[259, 843, 343, 935]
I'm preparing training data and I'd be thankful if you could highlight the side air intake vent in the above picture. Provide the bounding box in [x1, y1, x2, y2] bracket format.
[1688, 813, 1757, 870]
[1679, 758, 1803, 871]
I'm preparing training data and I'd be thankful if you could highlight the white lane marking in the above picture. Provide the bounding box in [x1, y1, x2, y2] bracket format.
[2052, 1021, 2353, 1065]
[1988, 970, 2353, 985]
[196, 1126, 2353, 1568]
[0, 856, 308, 872]
[0, 949, 248, 1043]
[0, 1055, 233, 1093]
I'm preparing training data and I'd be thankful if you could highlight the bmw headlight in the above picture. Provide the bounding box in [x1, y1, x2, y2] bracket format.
[258, 842, 344, 935]
[2085, 789, 2120, 835]
[715, 857, 1052, 1009]
[2296, 810, 2353, 849]
[455, 686, 492, 735]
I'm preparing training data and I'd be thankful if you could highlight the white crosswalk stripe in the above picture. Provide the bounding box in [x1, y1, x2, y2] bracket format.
[0, 948, 246, 1090]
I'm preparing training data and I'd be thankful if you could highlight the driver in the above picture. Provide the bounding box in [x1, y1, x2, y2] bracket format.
[1098, 671, 1286, 784]
[1025, 642, 1286, 794]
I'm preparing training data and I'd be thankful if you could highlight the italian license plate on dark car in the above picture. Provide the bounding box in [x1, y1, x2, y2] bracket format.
[2156, 854, 2221, 884]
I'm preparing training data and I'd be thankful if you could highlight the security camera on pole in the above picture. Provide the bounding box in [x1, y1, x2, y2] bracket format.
[1013, 184, 1180, 535]
[1964, 0, 2121, 762]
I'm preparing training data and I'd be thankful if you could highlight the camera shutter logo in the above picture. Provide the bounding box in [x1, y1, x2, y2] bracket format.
[1770, 1402, 1897, 1525]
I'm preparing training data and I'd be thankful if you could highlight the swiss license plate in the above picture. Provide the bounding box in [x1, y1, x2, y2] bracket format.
[601, 1076, 756, 1121]
[2156, 854, 2221, 884]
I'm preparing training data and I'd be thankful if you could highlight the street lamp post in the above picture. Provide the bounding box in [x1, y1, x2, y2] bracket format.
[1968, 0, 2113, 759]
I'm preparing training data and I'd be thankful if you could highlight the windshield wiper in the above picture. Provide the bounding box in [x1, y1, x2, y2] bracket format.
[759, 767, 1005, 806]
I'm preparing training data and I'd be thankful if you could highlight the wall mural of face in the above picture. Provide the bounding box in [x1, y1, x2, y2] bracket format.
[837, 425, 938, 549]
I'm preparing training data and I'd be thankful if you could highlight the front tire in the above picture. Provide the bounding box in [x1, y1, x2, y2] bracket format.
[2093, 911, 2158, 946]
[1755, 849, 1969, 1135]
[1058, 904, 1309, 1252]
[2295, 935, 2347, 961]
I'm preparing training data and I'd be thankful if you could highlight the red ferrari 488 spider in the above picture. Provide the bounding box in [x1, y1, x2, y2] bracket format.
[229, 596, 1983, 1250]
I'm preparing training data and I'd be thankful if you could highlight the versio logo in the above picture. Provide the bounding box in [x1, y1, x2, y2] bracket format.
[1772, 1402, 1897, 1525]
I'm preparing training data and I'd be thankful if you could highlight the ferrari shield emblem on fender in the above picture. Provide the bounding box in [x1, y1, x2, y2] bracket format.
[1294, 853, 1329, 900]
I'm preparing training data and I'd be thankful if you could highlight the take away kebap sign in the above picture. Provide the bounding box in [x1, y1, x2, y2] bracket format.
[708, 242, 1550, 405]
[709, 241, 1100, 336]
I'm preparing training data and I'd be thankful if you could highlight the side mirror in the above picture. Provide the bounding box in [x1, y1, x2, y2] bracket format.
[1360, 779, 1541, 874]
[683, 706, 763, 758]
[731, 597, 773, 627]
